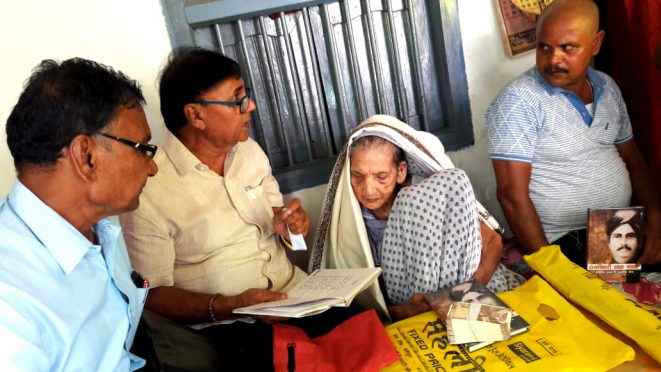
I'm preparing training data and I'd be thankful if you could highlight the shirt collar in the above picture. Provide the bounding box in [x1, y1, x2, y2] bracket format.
[163, 131, 205, 176]
[533, 66, 605, 126]
[585, 67, 605, 102]
[163, 130, 238, 176]
[7, 181, 115, 275]
[94, 218, 122, 273]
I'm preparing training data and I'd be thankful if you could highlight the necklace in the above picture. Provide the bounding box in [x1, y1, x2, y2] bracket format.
[585, 77, 593, 103]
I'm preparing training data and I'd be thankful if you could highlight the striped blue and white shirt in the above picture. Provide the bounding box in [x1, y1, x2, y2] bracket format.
[485, 67, 632, 242]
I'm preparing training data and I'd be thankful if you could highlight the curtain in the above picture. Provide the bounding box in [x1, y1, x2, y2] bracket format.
[596, 0, 661, 187]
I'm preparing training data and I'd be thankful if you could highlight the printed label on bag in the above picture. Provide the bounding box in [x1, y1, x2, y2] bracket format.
[387, 317, 489, 372]
[507, 342, 540, 363]
[536, 338, 560, 355]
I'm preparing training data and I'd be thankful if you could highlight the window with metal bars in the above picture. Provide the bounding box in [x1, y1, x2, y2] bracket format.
[161, 0, 473, 193]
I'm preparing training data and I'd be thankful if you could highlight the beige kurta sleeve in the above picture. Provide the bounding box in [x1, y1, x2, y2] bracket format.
[119, 192, 176, 288]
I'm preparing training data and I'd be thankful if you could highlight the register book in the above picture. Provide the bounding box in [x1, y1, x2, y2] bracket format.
[233, 267, 381, 318]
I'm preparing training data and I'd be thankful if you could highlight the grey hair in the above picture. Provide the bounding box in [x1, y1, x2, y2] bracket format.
[349, 135, 407, 167]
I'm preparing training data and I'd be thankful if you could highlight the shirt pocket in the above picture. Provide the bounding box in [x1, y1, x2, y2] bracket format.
[589, 105, 621, 145]
[244, 184, 265, 201]
[243, 184, 276, 234]
[589, 123, 619, 147]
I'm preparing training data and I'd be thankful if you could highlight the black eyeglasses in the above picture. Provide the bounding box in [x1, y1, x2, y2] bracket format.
[98, 133, 158, 159]
[193, 88, 253, 114]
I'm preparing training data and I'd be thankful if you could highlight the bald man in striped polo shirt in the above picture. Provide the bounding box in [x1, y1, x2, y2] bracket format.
[485, 0, 660, 266]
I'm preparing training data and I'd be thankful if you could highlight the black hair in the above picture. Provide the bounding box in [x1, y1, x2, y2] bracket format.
[159, 47, 242, 133]
[6, 58, 144, 170]
[606, 211, 644, 246]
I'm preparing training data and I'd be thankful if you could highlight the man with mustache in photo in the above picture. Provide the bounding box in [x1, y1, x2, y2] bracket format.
[606, 211, 643, 264]
[485, 0, 660, 267]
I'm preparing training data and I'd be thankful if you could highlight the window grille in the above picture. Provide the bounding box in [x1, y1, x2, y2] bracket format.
[162, 0, 472, 192]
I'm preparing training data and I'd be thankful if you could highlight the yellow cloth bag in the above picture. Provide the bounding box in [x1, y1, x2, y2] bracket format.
[382, 276, 634, 371]
[525, 245, 661, 363]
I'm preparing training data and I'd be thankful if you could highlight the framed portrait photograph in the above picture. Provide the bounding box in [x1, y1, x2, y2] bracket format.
[587, 207, 644, 283]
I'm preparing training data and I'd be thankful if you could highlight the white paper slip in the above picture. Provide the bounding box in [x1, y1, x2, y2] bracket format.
[287, 227, 307, 251]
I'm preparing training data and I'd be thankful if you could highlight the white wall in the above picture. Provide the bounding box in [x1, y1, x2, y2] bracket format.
[452, 0, 535, 230]
[0, 0, 171, 196]
[0, 0, 532, 237]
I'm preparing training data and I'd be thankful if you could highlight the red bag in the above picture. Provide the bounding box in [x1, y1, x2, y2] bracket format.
[273, 310, 399, 372]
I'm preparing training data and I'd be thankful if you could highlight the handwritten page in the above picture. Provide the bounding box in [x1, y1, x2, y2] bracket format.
[233, 267, 381, 317]
[288, 268, 374, 300]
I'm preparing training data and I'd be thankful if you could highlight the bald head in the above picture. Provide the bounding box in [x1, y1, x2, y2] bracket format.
[537, 0, 600, 37]
[534, 0, 604, 94]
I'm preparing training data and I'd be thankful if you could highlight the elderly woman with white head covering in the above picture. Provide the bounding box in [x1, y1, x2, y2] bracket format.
[309, 115, 524, 321]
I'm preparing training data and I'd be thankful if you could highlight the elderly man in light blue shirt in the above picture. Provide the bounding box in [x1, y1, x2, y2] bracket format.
[0, 58, 158, 370]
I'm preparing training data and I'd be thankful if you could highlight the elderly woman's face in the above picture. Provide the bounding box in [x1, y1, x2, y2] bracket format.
[350, 145, 407, 219]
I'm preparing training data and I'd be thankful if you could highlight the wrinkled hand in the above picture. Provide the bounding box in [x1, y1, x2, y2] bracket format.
[237, 288, 287, 308]
[273, 198, 310, 239]
[638, 211, 661, 265]
[213, 288, 287, 321]
[388, 293, 430, 321]
[237, 289, 289, 324]
[426, 296, 453, 323]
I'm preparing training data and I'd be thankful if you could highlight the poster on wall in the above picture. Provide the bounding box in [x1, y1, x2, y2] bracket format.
[495, 0, 554, 57]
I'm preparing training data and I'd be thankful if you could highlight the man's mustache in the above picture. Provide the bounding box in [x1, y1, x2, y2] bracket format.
[616, 245, 632, 252]
[544, 66, 569, 74]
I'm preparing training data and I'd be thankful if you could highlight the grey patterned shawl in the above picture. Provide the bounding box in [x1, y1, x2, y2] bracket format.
[308, 115, 519, 318]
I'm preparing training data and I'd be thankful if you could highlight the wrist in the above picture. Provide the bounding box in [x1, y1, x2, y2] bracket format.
[278, 234, 293, 249]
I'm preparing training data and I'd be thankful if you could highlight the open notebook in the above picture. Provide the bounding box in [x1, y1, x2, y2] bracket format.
[233, 267, 382, 318]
